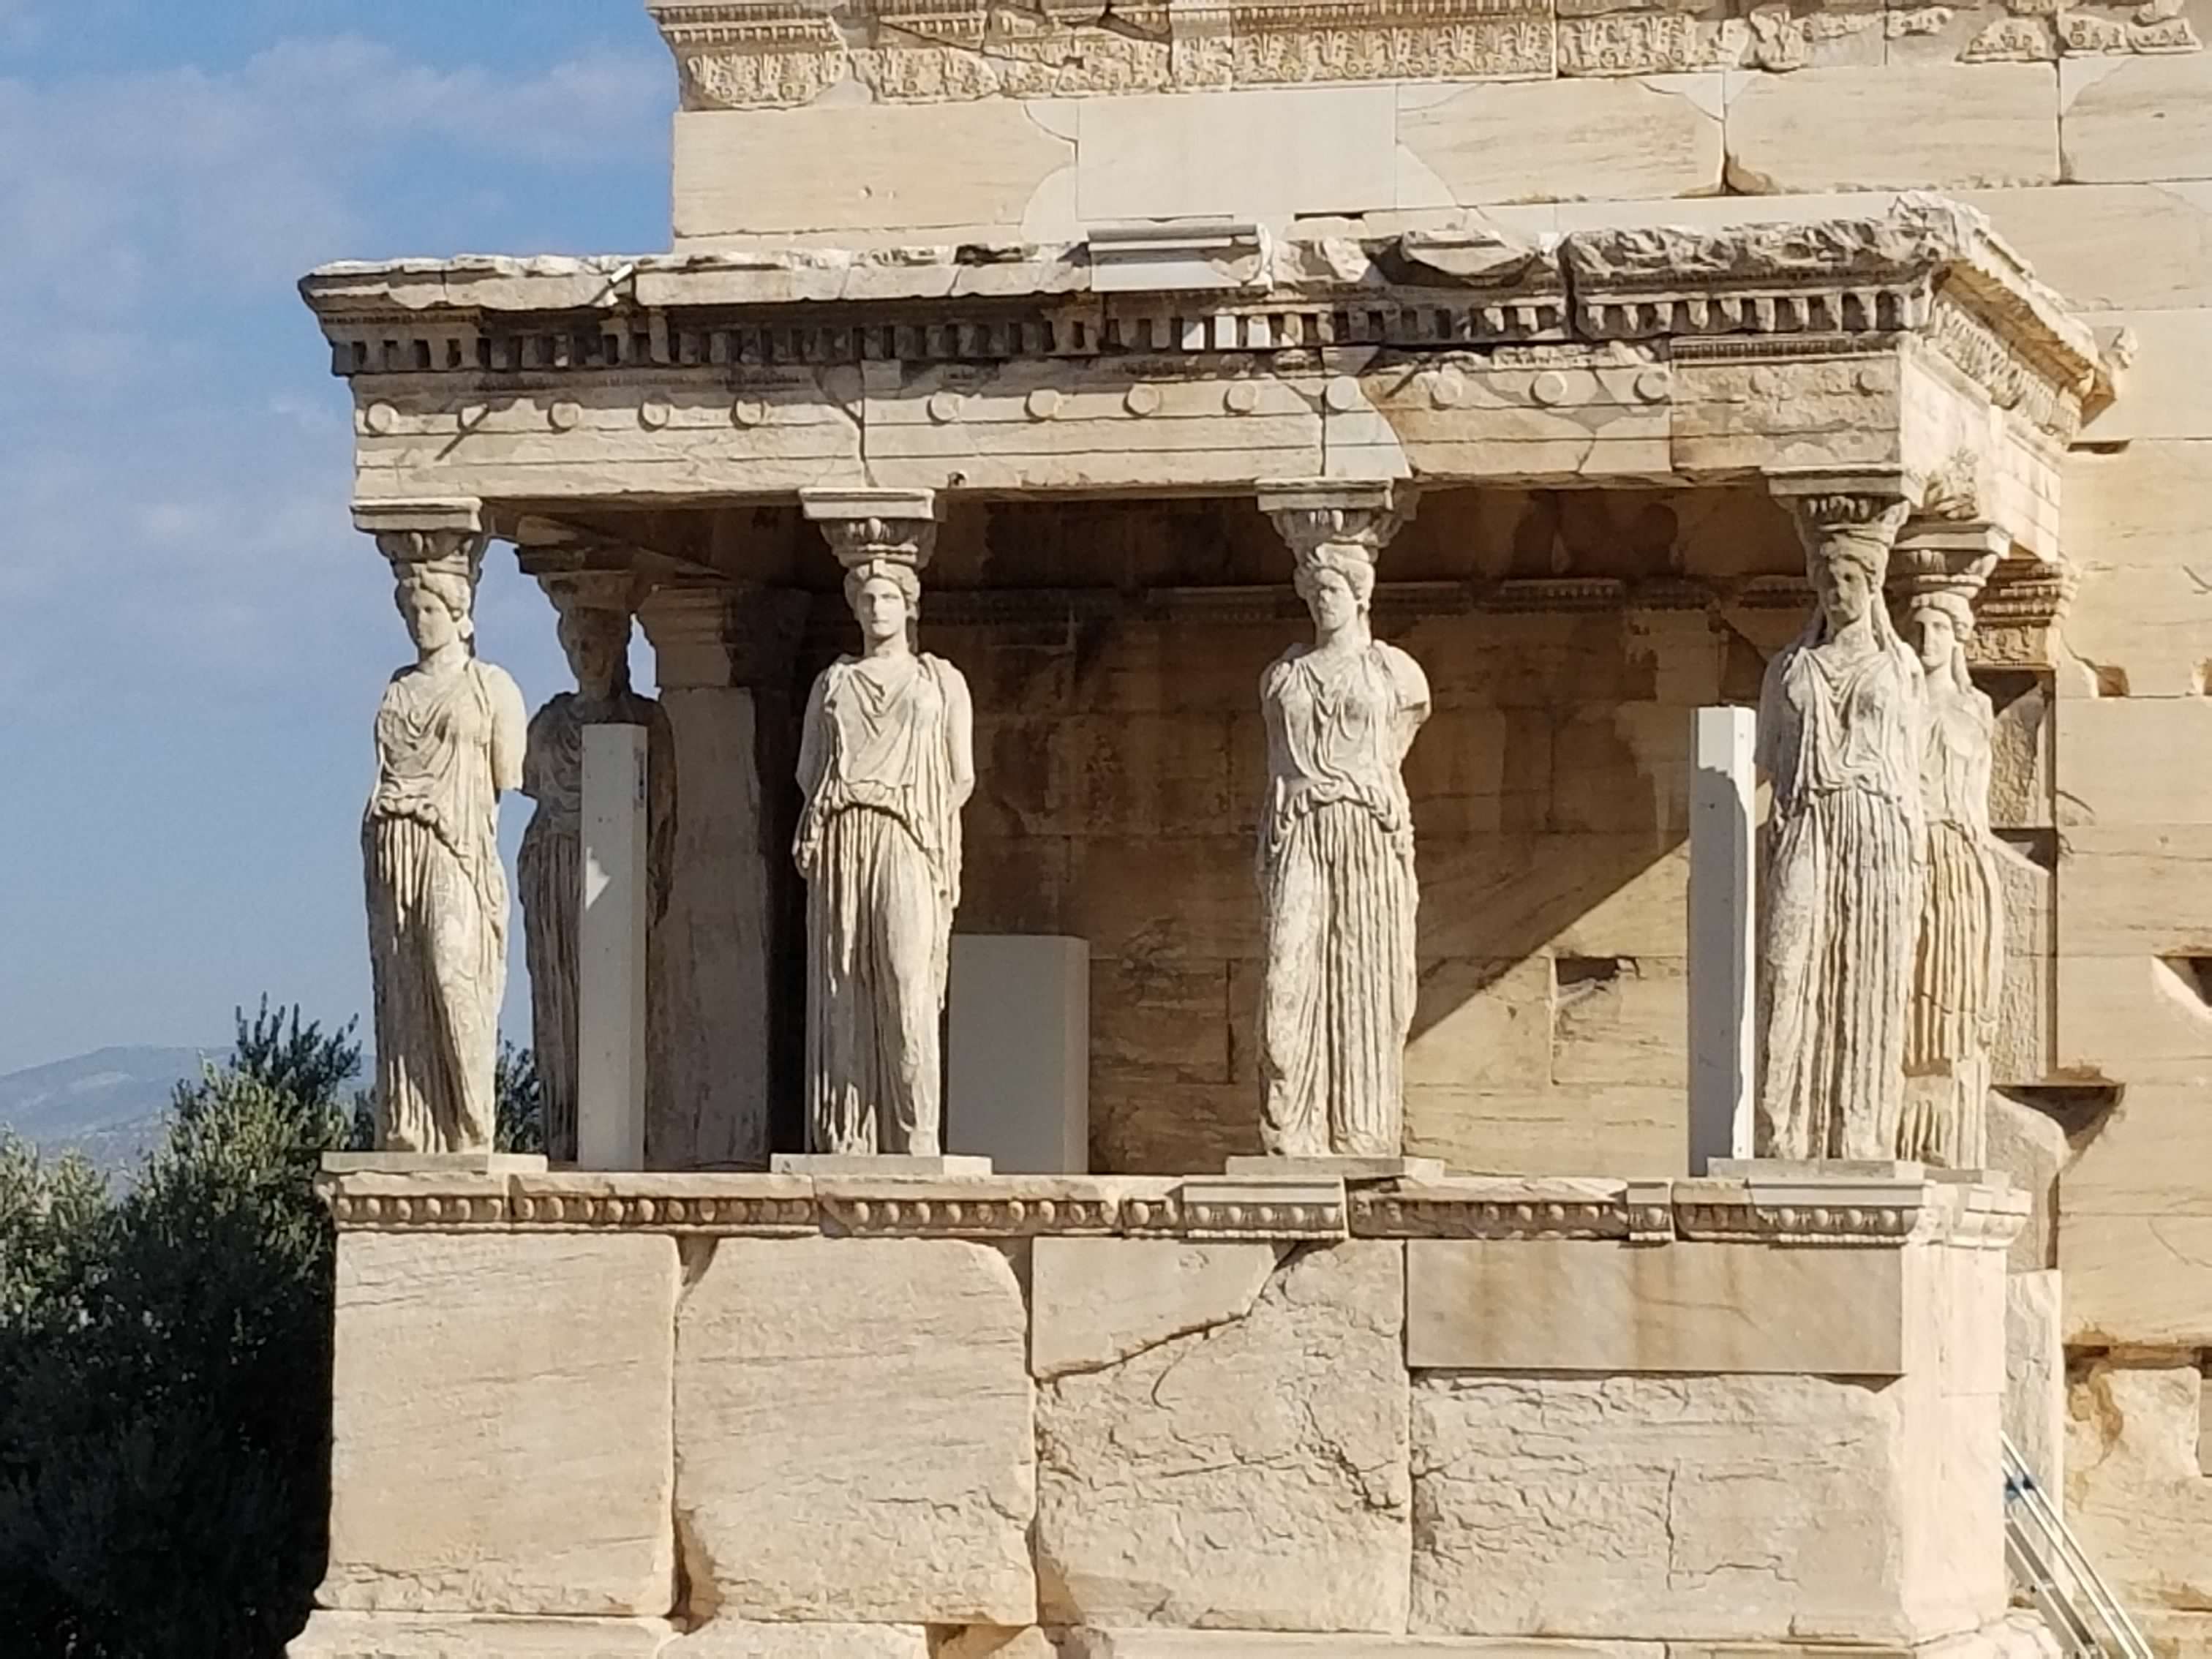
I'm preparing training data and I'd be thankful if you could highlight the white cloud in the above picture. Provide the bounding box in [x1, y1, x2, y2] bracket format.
[0, 37, 667, 319]
[0, 21, 671, 1072]
[0, 34, 669, 715]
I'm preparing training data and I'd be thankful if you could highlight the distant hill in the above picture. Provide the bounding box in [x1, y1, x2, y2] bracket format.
[0, 1045, 217, 1173]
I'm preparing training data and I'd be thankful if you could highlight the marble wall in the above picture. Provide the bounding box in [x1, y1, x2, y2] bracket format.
[293, 1165, 2022, 1659]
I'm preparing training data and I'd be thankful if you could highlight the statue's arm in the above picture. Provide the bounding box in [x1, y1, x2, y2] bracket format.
[1966, 688, 1999, 842]
[1753, 649, 1786, 782]
[487, 666, 529, 795]
[517, 702, 553, 803]
[1388, 646, 1433, 759]
[795, 672, 830, 801]
[944, 665, 976, 809]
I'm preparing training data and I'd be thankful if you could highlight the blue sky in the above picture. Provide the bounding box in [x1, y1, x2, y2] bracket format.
[0, 0, 675, 1072]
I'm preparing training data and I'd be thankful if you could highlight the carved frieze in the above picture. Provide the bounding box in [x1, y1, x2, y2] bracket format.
[1958, 0, 2201, 60]
[318, 1167, 2019, 1245]
[650, 0, 2194, 107]
[1348, 1180, 1650, 1238]
[651, 0, 1554, 108]
[1171, 0, 1555, 86]
[816, 1179, 1132, 1235]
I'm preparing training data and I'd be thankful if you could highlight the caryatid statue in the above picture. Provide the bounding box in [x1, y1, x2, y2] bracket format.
[362, 530, 528, 1154]
[516, 570, 672, 1165]
[794, 491, 974, 1157]
[1893, 541, 2005, 1168]
[1254, 482, 1432, 1159]
[1756, 486, 1926, 1162]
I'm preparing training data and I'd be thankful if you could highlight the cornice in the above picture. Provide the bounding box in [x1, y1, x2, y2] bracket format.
[299, 203, 2109, 442]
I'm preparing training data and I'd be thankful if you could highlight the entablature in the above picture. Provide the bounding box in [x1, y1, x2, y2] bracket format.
[301, 199, 2120, 564]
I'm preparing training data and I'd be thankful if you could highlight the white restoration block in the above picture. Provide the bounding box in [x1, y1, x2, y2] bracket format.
[579, 725, 649, 1171]
[947, 935, 1090, 1174]
[1689, 705, 1756, 1173]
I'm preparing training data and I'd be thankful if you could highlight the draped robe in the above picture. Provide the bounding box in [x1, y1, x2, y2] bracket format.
[1899, 674, 2005, 1167]
[517, 688, 665, 1162]
[1257, 639, 1432, 1158]
[1756, 621, 1927, 1160]
[795, 652, 968, 1156]
[364, 658, 519, 1154]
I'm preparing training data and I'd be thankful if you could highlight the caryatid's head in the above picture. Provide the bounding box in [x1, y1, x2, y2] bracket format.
[843, 557, 921, 650]
[1807, 532, 1886, 633]
[556, 604, 631, 699]
[1292, 546, 1377, 638]
[1905, 589, 1976, 680]
[394, 566, 475, 655]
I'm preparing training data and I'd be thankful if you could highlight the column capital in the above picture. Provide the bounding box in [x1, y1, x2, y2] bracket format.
[1773, 473, 1918, 576]
[513, 533, 642, 619]
[638, 581, 808, 692]
[507, 515, 639, 594]
[1893, 519, 2011, 565]
[537, 567, 639, 619]
[800, 487, 942, 574]
[1256, 478, 1413, 568]
[1889, 523, 2004, 625]
[356, 500, 489, 582]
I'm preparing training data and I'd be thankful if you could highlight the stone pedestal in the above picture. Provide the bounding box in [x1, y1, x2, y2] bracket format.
[770, 1154, 995, 1178]
[636, 583, 807, 1170]
[1223, 1155, 1444, 1183]
[320, 1153, 549, 1176]
[1688, 703, 1756, 1173]
[290, 1613, 677, 1658]
[579, 725, 649, 1172]
[298, 1164, 2025, 1659]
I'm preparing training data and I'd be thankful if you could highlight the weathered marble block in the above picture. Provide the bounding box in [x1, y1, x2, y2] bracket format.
[2065, 1354, 2212, 1613]
[1407, 1235, 1914, 1373]
[320, 1232, 679, 1617]
[663, 1622, 931, 1658]
[1058, 1636, 1660, 1658]
[1034, 1239, 1410, 1634]
[1406, 1181, 2012, 1646]
[1030, 1236, 1284, 1380]
[674, 1235, 1036, 1626]
[290, 1612, 677, 1658]
[2003, 1271, 2065, 1520]
[1412, 1372, 1941, 1643]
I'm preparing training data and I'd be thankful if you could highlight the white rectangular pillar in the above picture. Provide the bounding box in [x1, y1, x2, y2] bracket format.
[947, 936, 1090, 1174]
[579, 726, 649, 1172]
[1688, 705, 1757, 1173]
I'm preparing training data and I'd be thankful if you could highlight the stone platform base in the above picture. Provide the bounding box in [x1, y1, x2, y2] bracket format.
[292, 1618, 2063, 1659]
[1064, 1626, 2061, 1658]
[301, 1167, 2025, 1655]
[290, 1611, 674, 1657]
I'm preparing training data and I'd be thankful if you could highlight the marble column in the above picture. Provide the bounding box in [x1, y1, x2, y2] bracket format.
[358, 504, 527, 1156]
[514, 557, 664, 1166]
[637, 580, 808, 1170]
[1756, 476, 1923, 1161]
[792, 487, 973, 1160]
[1249, 480, 1431, 1166]
[1890, 522, 2007, 1169]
